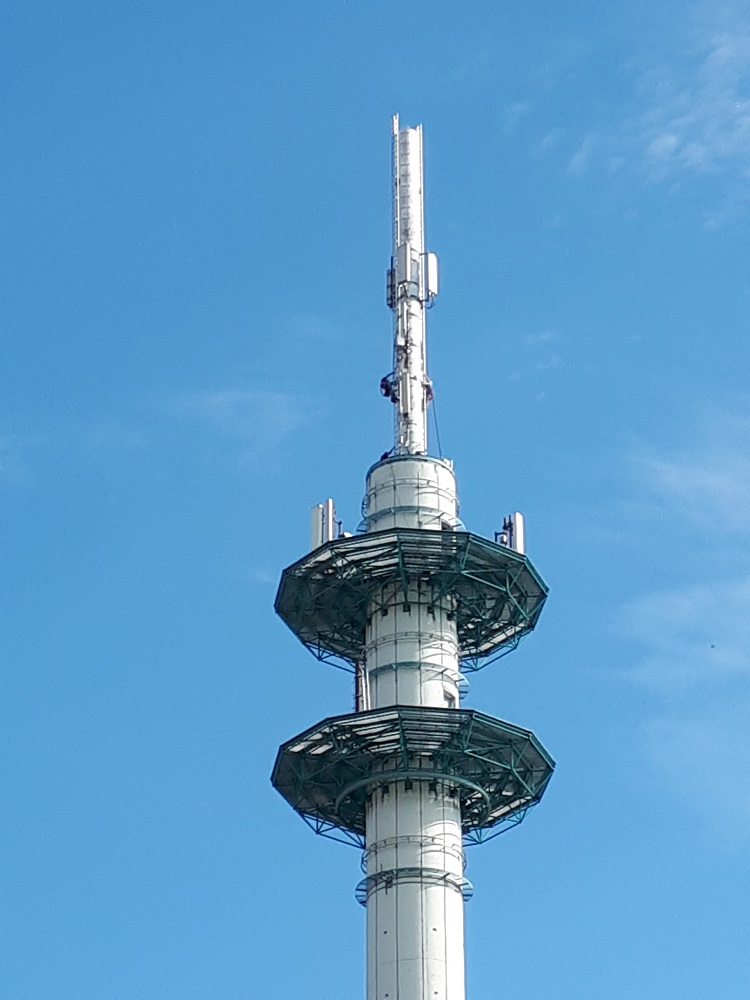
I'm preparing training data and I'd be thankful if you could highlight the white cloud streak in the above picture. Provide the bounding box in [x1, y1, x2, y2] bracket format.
[0, 387, 311, 488]
[0, 431, 39, 487]
[624, 577, 750, 692]
[176, 389, 311, 467]
[631, 6, 750, 181]
[623, 409, 750, 841]
[637, 415, 750, 534]
[644, 700, 750, 843]
[562, 1, 750, 219]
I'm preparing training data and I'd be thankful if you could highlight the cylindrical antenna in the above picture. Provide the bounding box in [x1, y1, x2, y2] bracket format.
[387, 114, 438, 455]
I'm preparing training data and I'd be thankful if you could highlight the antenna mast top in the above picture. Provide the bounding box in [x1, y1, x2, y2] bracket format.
[384, 114, 438, 455]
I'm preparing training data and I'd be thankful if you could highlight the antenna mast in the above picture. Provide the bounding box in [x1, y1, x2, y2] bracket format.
[385, 114, 438, 455]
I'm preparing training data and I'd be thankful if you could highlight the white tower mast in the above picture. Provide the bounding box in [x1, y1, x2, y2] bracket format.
[273, 117, 554, 1000]
[364, 115, 464, 1000]
[385, 114, 438, 456]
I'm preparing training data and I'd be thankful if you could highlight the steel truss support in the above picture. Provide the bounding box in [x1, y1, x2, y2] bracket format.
[271, 705, 554, 844]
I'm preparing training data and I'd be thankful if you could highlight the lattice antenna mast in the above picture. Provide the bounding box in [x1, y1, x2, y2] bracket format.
[386, 114, 438, 455]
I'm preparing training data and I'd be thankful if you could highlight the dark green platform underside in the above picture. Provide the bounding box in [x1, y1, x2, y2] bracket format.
[275, 528, 548, 671]
[272, 705, 554, 847]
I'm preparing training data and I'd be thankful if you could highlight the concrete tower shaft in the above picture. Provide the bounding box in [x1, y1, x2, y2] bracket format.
[363, 455, 461, 710]
[362, 453, 465, 1000]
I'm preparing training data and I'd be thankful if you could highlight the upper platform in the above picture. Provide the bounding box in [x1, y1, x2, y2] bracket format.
[275, 527, 547, 671]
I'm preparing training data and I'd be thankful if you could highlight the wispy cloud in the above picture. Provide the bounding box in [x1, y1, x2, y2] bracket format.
[622, 409, 750, 841]
[448, 50, 495, 90]
[644, 700, 750, 842]
[503, 100, 533, 134]
[176, 389, 313, 468]
[284, 313, 342, 343]
[0, 418, 143, 489]
[522, 330, 559, 346]
[0, 429, 40, 487]
[560, 1, 750, 220]
[568, 132, 598, 176]
[499, 328, 565, 384]
[0, 387, 312, 489]
[624, 577, 750, 692]
[636, 413, 750, 534]
[630, 3, 750, 183]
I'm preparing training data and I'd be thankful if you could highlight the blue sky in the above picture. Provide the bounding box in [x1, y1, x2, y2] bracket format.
[3, 1, 750, 997]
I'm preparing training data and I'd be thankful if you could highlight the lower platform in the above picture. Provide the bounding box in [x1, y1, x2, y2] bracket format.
[271, 705, 554, 846]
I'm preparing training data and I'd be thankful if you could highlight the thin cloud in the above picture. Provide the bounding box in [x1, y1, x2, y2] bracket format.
[522, 330, 559, 345]
[636, 412, 750, 534]
[448, 50, 495, 89]
[503, 101, 533, 134]
[630, 7, 750, 182]
[0, 430, 41, 488]
[285, 313, 342, 343]
[176, 389, 312, 467]
[623, 577, 750, 692]
[568, 133, 598, 176]
[536, 127, 565, 155]
[0, 389, 311, 488]
[0, 418, 143, 489]
[644, 698, 750, 845]
[622, 409, 750, 840]
[560, 1, 750, 219]
[499, 327, 565, 384]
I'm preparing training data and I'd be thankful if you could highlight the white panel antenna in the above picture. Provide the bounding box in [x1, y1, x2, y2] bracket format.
[310, 498, 337, 550]
[385, 114, 439, 456]
[498, 512, 525, 554]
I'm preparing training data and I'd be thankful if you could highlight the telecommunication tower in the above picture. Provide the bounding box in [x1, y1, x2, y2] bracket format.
[272, 116, 554, 1000]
